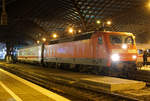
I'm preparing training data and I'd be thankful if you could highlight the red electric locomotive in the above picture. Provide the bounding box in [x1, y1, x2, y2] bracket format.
[18, 31, 137, 76]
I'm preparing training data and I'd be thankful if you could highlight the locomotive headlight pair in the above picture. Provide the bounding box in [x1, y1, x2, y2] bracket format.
[111, 54, 120, 61]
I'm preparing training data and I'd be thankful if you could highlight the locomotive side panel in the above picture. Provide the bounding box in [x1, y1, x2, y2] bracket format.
[91, 33, 108, 66]
[44, 39, 96, 65]
[44, 34, 107, 66]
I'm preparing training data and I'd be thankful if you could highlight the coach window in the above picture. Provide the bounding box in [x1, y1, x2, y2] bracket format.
[125, 36, 134, 45]
[98, 37, 103, 44]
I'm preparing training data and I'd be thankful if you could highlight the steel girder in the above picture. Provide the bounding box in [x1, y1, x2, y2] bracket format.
[0, 0, 146, 43]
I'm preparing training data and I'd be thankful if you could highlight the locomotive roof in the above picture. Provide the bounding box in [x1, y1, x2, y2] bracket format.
[18, 31, 134, 50]
[102, 31, 133, 36]
[49, 31, 133, 45]
[49, 31, 94, 44]
[18, 44, 42, 50]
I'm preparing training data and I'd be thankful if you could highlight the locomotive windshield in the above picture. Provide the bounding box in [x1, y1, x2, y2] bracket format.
[110, 35, 134, 44]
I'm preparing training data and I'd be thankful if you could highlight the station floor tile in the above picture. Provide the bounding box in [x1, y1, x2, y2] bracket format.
[0, 70, 58, 101]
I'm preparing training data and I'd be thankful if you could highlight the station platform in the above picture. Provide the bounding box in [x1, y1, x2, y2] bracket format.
[0, 68, 70, 101]
[0, 62, 146, 93]
[80, 76, 145, 92]
[140, 65, 150, 71]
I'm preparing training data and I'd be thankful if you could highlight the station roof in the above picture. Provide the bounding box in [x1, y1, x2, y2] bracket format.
[0, 0, 147, 45]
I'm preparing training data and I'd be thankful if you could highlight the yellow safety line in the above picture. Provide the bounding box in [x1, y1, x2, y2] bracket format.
[0, 69, 71, 101]
[0, 81, 23, 101]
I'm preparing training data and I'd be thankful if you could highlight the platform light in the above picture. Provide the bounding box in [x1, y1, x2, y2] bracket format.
[42, 38, 46, 42]
[148, 3, 150, 8]
[147, 0, 150, 8]
[53, 33, 58, 38]
[96, 20, 101, 24]
[37, 40, 40, 44]
[106, 20, 112, 25]
[78, 29, 81, 33]
[68, 27, 74, 33]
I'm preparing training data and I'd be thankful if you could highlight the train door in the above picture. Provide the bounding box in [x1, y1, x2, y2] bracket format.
[96, 35, 105, 60]
[92, 34, 106, 65]
[91, 34, 109, 73]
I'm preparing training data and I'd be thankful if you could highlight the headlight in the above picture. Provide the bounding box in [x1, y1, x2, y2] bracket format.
[122, 44, 127, 49]
[111, 54, 120, 61]
[132, 55, 137, 59]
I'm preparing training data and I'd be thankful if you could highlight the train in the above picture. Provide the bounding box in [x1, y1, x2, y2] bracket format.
[17, 31, 137, 76]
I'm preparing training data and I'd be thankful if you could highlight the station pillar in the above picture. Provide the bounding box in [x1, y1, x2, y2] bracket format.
[5, 42, 14, 63]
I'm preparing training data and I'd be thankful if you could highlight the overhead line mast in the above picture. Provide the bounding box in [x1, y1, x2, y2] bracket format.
[1, 0, 7, 25]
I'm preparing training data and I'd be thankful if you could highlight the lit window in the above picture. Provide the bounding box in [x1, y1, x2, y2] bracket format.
[98, 37, 103, 44]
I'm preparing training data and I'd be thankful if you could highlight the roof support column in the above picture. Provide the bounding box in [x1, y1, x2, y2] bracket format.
[5, 42, 14, 63]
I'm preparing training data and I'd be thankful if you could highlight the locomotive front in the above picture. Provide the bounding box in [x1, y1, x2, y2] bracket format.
[106, 32, 137, 74]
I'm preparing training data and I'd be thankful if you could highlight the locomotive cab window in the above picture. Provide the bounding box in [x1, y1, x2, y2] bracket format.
[110, 35, 134, 44]
[98, 37, 103, 44]
[110, 35, 122, 44]
[125, 36, 134, 44]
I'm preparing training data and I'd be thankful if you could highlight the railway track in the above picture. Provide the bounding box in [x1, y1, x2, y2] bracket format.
[0, 63, 139, 101]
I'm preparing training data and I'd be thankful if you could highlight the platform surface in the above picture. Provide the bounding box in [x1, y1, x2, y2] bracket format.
[80, 76, 146, 91]
[0, 68, 70, 101]
[140, 65, 150, 71]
